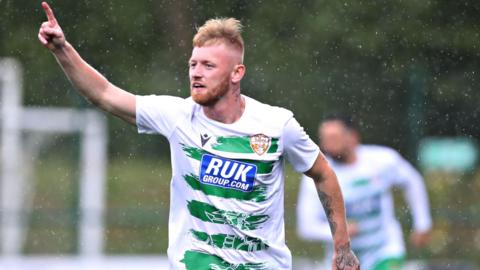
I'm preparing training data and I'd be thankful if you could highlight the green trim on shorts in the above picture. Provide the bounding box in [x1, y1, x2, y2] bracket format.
[373, 256, 405, 270]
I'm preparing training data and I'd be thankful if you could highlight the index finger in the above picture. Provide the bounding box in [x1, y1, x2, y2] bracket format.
[41, 2, 57, 25]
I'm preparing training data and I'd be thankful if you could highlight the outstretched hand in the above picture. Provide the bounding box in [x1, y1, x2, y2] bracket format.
[38, 2, 66, 51]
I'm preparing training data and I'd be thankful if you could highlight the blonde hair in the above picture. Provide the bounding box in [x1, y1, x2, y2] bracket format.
[193, 18, 244, 61]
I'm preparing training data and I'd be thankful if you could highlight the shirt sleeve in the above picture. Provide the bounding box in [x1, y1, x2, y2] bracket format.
[388, 151, 433, 232]
[297, 175, 334, 242]
[282, 117, 320, 173]
[136, 95, 190, 138]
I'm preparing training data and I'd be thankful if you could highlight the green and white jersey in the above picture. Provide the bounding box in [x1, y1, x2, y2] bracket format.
[297, 145, 432, 270]
[137, 94, 319, 270]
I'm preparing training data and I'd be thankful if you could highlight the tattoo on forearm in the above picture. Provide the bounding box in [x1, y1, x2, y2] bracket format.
[335, 243, 359, 270]
[318, 190, 337, 236]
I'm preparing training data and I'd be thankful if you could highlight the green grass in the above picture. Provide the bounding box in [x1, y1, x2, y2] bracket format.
[22, 155, 480, 267]
[24, 155, 79, 254]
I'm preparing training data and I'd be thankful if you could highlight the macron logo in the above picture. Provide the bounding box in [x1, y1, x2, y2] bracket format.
[200, 133, 211, 147]
[200, 154, 257, 192]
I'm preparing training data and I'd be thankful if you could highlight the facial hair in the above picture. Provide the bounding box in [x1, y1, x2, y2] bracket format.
[192, 74, 231, 106]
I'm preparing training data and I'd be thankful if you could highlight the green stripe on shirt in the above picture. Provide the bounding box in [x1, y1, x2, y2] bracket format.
[187, 200, 269, 230]
[181, 250, 270, 270]
[211, 136, 278, 154]
[190, 229, 269, 251]
[184, 174, 268, 202]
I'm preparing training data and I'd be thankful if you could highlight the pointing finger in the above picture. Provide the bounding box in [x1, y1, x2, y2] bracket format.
[42, 2, 57, 25]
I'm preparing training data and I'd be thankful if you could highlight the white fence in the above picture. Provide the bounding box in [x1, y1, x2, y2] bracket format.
[0, 58, 107, 257]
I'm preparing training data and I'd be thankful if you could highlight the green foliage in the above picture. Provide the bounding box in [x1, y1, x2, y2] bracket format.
[1, 0, 479, 157]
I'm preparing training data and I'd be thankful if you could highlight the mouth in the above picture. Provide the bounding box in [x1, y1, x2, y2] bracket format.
[191, 82, 206, 90]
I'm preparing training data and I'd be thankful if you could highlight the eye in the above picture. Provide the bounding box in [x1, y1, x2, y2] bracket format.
[205, 63, 215, 69]
[189, 62, 196, 68]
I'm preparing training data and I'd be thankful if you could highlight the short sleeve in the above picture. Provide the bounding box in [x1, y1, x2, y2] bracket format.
[283, 117, 320, 173]
[136, 95, 190, 138]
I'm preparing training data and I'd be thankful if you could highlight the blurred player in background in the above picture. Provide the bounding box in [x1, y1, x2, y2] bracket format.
[297, 114, 432, 270]
[38, 2, 359, 269]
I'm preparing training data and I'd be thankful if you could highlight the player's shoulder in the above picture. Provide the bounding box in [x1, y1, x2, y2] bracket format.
[359, 144, 402, 162]
[139, 94, 196, 118]
[138, 94, 194, 107]
[244, 95, 294, 124]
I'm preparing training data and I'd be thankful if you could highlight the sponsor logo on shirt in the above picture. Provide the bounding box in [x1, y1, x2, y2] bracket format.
[200, 154, 257, 192]
[249, 134, 271, 156]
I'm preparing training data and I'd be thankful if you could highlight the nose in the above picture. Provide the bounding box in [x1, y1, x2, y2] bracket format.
[190, 65, 203, 79]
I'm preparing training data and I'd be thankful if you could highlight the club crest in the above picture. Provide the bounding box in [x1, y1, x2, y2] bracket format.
[249, 134, 271, 155]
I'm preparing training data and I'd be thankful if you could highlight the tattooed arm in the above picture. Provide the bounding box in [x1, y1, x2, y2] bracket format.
[305, 152, 360, 270]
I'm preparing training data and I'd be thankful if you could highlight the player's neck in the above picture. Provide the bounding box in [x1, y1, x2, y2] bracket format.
[202, 89, 245, 124]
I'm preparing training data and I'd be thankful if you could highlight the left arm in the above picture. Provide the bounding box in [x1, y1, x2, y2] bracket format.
[391, 154, 432, 247]
[305, 152, 359, 270]
[281, 116, 359, 268]
[297, 175, 334, 242]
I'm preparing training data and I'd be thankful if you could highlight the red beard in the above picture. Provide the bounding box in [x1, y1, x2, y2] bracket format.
[191, 75, 231, 106]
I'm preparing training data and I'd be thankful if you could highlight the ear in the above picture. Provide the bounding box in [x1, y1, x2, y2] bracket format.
[231, 64, 245, 84]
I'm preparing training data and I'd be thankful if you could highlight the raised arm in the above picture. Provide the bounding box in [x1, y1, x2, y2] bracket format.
[38, 2, 136, 125]
[305, 153, 360, 270]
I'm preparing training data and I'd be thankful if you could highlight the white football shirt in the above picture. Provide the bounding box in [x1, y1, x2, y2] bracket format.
[137, 94, 320, 269]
